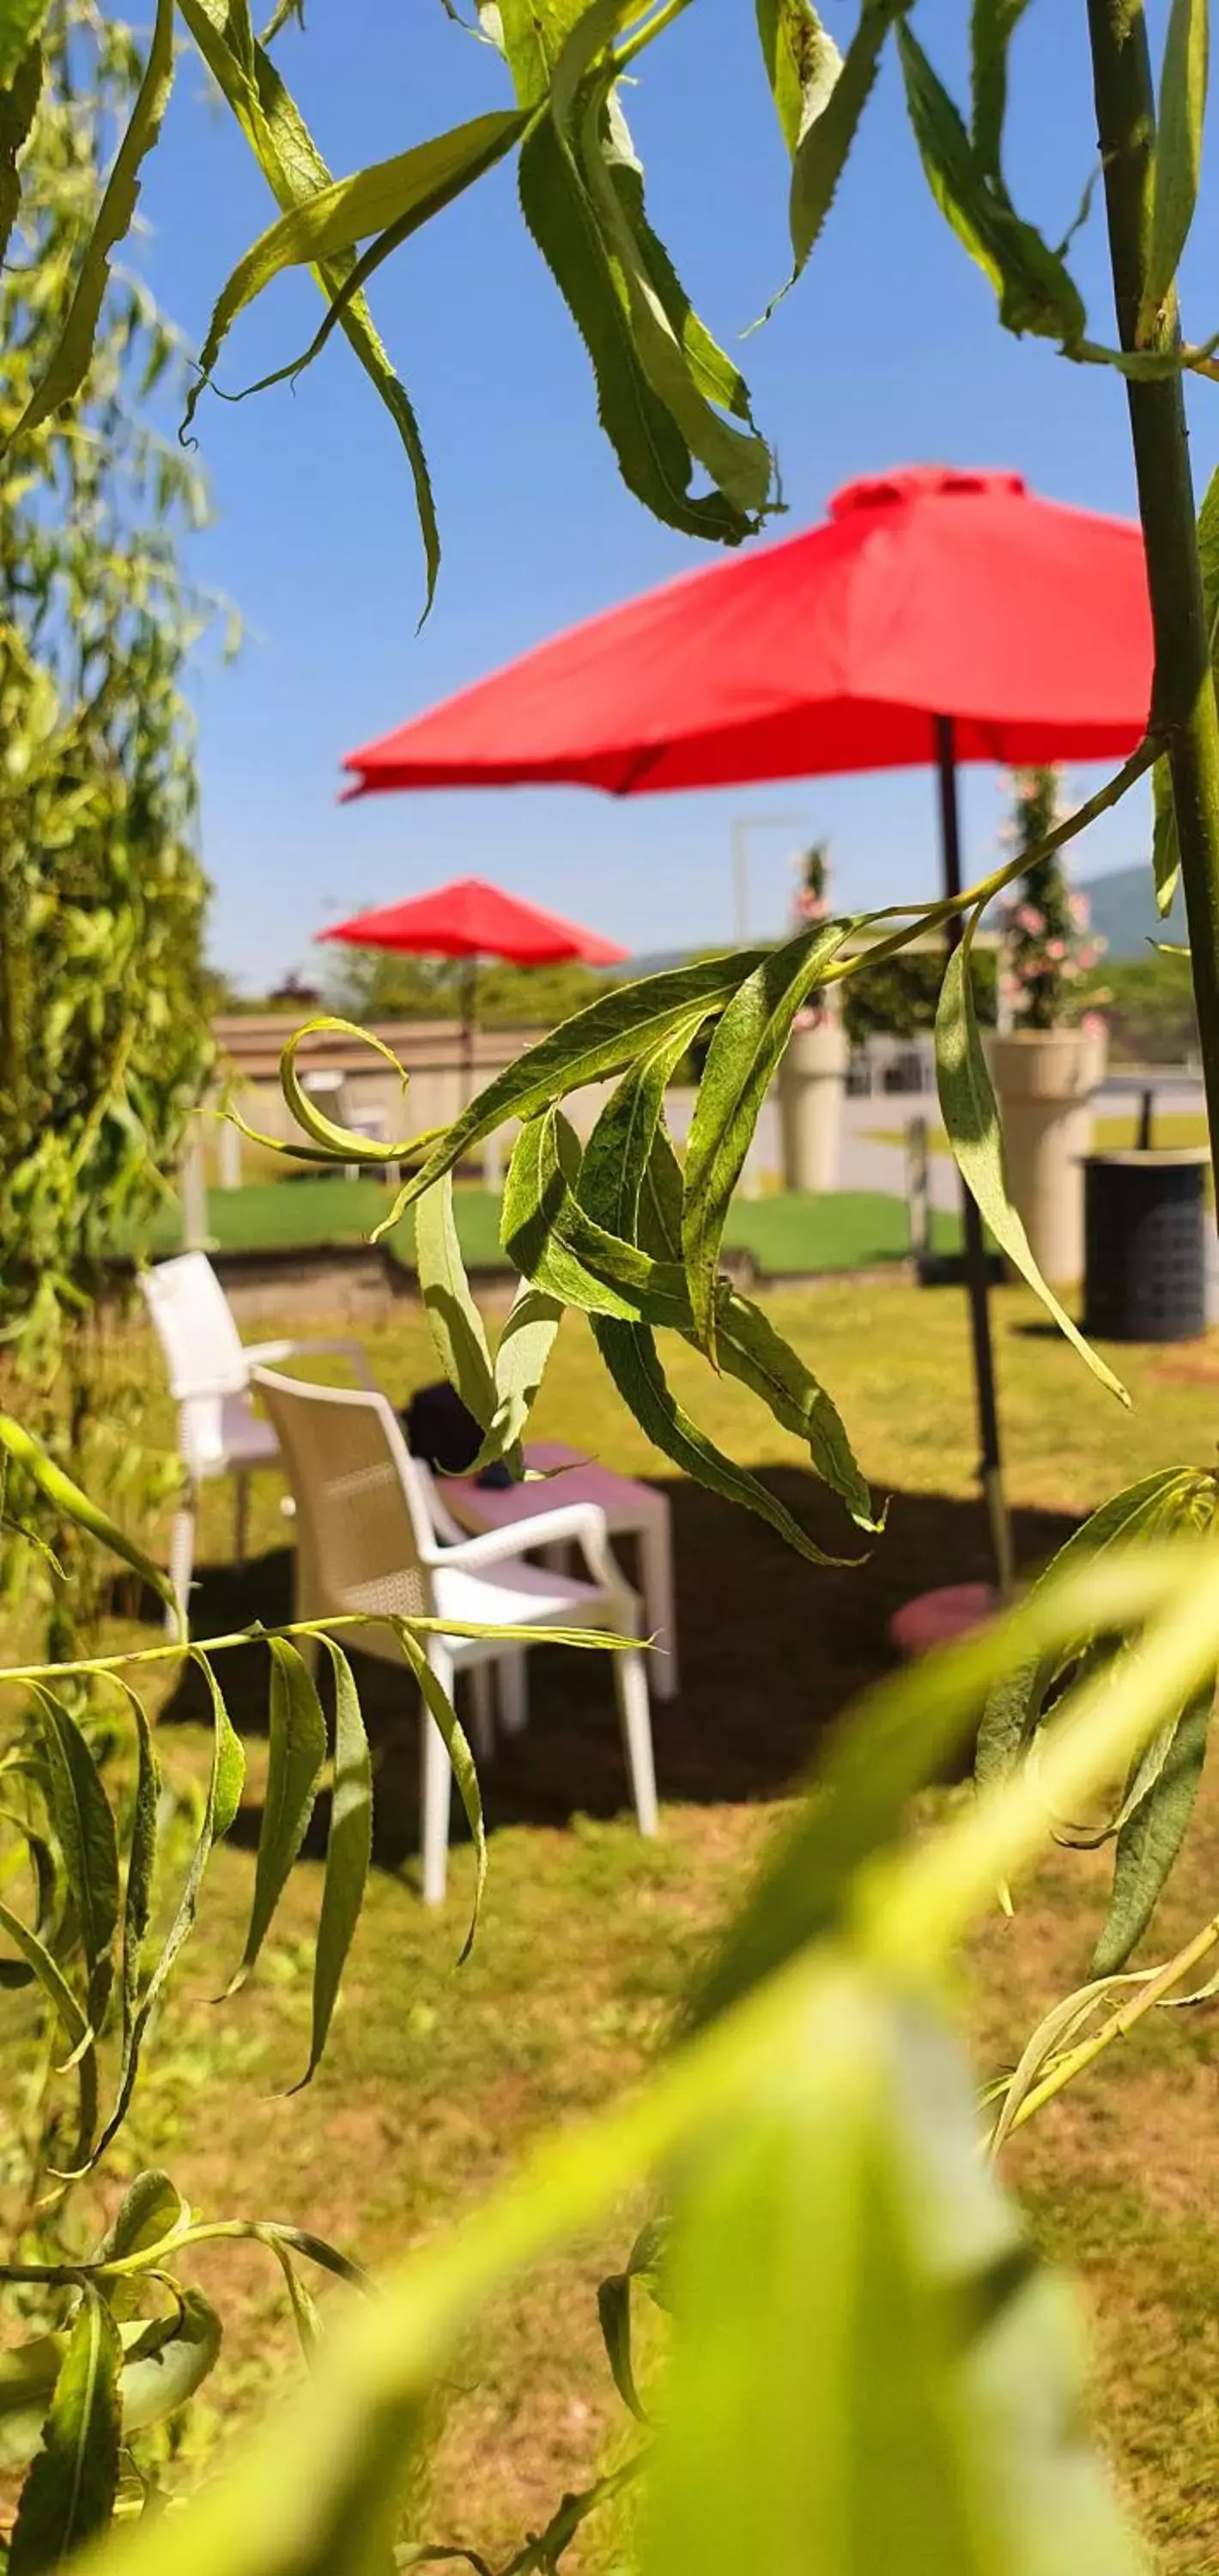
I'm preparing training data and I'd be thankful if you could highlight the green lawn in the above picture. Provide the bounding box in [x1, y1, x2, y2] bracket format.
[6, 1282, 1219, 2564]
[148, 1178, 961, 1275]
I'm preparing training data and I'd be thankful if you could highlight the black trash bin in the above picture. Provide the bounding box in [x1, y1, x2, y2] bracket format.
[1082, 1150, 1209, 1343]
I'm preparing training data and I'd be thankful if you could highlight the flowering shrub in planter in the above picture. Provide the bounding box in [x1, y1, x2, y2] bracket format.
[998, 769, 1107, 1030]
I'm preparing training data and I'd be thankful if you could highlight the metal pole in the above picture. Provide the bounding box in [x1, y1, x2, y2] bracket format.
[731, 820, 749, 945]
[935, 714, 1015, 1600]
[462, 954, 477, 1104]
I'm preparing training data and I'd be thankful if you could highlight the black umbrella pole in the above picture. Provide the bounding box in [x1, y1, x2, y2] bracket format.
[935, 717, 1015, 1601]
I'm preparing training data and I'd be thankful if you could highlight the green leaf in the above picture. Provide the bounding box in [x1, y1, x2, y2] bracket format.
[0, 0, 49, 89]
[488, 1282, 564, 1457]
[94, 1654, 244, 2160]
[785, 2, 901, 291]
[501, 1109, 689, 1323]
[297, 1641, 373, 2088]
[975, 1467, 1207, 1788]
[185, 109, 525, 432]
[682, 921, 849, 1351]
[9, 0, 174, 443]
[233, 1640, 327, 1988]
[33, 1689, 118, 2032]
[969, 0, 1030, 178]
[988, 1969, 1147, 2156]
[0, 39, 42, 270]
[9, 2287, 122, 2575]
[1151, 754, 1180, 917]
[755, 0, 840, 156]
[578, 1027, 700, 1247]
[415, 1173, 498, 1432]
[1093, 1681, 1214, 1972]
[117, 2290, 223, 2436]
[505, 0, 771, 544]
[0, 1413, 179, 1630]
[715, 1287, 879, 1532]
[591, 1316, 855, 1566]
[175, 0, 442, 611]
[94, 2172, 189, 2322]
[644, 1976, 1141, 2576]
[379, 951, 762, 1230]
[115, 1688, 159, 2078]
[393, 1625, 486, 1960]
[597, 2217, 669, 2421]
[897, 21, 1086, 343]
[1142, 0, 1210, 337]
[0, 1894, 96, 2166]
[580, 84, 774, 523]
[935, 909, 1127, 1401]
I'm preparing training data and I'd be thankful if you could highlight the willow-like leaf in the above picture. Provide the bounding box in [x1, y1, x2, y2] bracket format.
[378, 951, 763, 1233]
[415, 1173, 499, 1433]
[116, 1686, 158, 2075]
[487, 1283, 564, 1459]
[1093, 1681, 1215, 1973]
[974, 1467, 1206, 1788]
[117, 2291, 223, 2436]
[9, 0, 174, 441]
[0, 1412, 179, 1628]
[393, 1625, 486, 1959]
[1141, 0, 1209, 339]
[33, 1687, 118, 2032]
[280, 1018, 415, 1161]
[502, 1109, 689, 1323]
[682, 920, 849, 1352]
[9, 2287, 122, 2575]
[175, 0, 441, 606]
[591, 1316, 855, 1567]
[0, 0, 49, 86]
[969, 0, 1030, 178]
[296, 1641, 373, 2089]
[988, 1968, 1149, 2156]
[185, 110, 525, 433]
[233, 1639, 326, 1990]
[936, 908, 1127, 1400]
[716, 1287, 878, 1533]
[781, 0, 902, 295]
[94, 1654, 244, 2160]
[0, 1894, 96, 2166]
[94, 2172, 190, 2321]
[897, 20, 1086, 343]
[643, 1983, 1140, 2576]
[0, 39, 41, 269]
[597, 2215, 669, 2421]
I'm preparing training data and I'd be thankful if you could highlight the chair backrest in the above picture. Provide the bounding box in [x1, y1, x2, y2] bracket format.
[141, 1253, 249, 1402]
[252, 1367, 440, 1632]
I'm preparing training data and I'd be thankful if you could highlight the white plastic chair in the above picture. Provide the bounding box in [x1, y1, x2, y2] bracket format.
[252, 1365, 658, 1905]
[140, 1253, 373, 1630]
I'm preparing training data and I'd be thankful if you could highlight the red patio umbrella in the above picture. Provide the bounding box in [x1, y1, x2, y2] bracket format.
[343, 467, 1154, 1589]
[318, 874, 628, 1079]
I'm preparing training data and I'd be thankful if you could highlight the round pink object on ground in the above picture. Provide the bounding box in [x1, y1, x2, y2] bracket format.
[888, 1583, 998, 1657]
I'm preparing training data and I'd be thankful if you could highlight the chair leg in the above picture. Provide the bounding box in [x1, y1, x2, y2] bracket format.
[614, 1647, 658, 1838]
[469, 1662, 495, 1765]
[233, 1469, 251, 1572]
[167, 1489, 196, 1635]
[497, 1649, 529, 1735]
[420, 1642, 454, 1905]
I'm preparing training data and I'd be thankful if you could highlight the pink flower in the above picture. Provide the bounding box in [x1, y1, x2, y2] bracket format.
[1046, 937, 1067, 961]
[1017, 904, 1044, 934]
[796, 890, 828, 922]
[1069, 891, 1091, 927]
[1078, 938, 1105, 968]
[1082, 1011, 1107, 1039]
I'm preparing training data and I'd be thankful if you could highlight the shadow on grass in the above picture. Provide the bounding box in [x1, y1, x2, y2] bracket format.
[160, 1472, 1080, 1876]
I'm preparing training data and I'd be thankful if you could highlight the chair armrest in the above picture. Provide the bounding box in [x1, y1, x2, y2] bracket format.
[243, 1334, 377, 1389]
[427, 1500, 619, 1588]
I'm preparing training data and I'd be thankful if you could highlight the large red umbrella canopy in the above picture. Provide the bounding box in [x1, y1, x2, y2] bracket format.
[343, 466, 1152, 799]
[318, 876, 628, 966]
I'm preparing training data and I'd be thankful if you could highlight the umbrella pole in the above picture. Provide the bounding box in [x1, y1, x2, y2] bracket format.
[935, 715, 1015, 1602]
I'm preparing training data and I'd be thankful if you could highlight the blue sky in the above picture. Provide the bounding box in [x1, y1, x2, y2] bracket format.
[136, 0, 1217, 987]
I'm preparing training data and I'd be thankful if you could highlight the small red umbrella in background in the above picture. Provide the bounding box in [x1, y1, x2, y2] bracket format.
[318, 874, 628, 1083]
[342, 468, 1154, 1595]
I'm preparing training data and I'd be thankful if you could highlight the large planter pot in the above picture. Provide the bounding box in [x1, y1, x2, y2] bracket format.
[777, 1010, 848, 1194]
[986, 1023, 1107, 1285]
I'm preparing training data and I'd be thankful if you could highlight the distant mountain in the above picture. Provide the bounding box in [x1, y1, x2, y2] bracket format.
[1082, 861, 1186, 958]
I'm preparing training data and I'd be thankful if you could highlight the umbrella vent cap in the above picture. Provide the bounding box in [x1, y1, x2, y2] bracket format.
[829, 465, 1027, 517]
